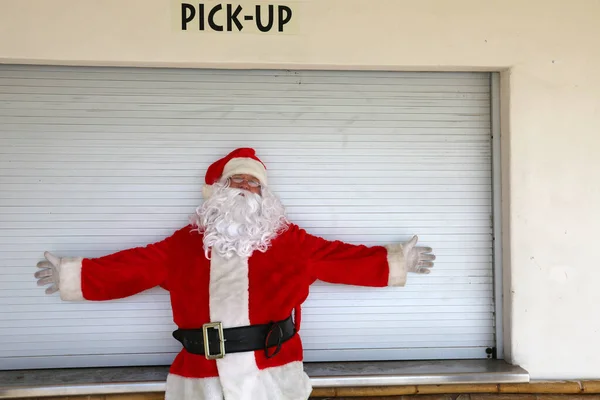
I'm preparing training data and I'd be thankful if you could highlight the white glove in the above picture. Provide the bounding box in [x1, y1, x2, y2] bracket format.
[403, 235, 435, 274]
[35, 251, 62, 294]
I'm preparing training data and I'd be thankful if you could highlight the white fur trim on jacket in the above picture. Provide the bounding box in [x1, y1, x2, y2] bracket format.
[222, 157, 267, 186]
[58, 257, 85, 301]
[207, 253, 312, 399]
[209, 252, 258, 398]
[384, 243, 408, 286]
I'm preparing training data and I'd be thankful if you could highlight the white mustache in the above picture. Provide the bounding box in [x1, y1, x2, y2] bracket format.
[191, 182, 288, 259]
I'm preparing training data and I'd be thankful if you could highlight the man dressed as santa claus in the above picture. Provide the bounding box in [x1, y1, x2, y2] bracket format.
[34, 148, 436, 400]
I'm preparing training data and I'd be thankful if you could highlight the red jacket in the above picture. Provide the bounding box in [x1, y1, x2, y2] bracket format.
[58, 223, 407, 400]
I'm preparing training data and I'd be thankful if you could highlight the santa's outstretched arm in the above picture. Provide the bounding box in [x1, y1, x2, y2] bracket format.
[34, 227, 186, 301]
[295, 226, 435, 288]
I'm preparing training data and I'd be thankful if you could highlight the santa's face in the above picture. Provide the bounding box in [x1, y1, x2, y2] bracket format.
[226, 173, 262, 196]
[191, 179, 288, 259]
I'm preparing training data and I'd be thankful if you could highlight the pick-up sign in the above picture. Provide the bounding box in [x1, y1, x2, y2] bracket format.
[180, 3, 293, 32]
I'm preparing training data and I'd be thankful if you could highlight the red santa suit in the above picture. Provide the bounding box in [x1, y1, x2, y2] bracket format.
[54, 149, 410, 400]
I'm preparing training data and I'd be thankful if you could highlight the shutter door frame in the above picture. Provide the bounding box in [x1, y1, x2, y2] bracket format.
[491, 72, 504, 360]
[0, 65, 502, 369]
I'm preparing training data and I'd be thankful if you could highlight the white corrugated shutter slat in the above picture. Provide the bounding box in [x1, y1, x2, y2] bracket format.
[0, 65, 494, 369]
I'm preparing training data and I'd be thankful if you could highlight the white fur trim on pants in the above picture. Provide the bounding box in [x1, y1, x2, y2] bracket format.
[384, 243, 408, 286]
[165, 374, 223, 400]
[58, 257, 85, 301]
[165, 363, 312, 400]
[248, 361, 313, 400]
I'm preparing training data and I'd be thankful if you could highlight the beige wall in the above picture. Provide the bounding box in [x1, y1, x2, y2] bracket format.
[1, 0, 600, 380]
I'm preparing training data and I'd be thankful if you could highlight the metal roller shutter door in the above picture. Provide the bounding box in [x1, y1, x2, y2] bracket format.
[0, 65, 496, 369]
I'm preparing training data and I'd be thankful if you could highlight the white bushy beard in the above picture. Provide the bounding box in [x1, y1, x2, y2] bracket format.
[190, 181, 289, 259]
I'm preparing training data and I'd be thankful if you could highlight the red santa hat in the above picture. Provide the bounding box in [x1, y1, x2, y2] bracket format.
[202, 147, 268, 199]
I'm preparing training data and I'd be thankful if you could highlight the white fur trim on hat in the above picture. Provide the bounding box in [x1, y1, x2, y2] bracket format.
[222, 157, 267, 186]
[202, 184, 214, 199]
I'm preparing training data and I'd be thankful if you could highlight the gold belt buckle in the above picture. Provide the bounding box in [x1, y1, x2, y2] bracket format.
[202, 321, 225, 360]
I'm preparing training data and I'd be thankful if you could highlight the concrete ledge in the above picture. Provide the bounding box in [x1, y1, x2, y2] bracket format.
[0, 360, 528, 399]
[26, 394, 600, 400]
[306, 360, 528, 387]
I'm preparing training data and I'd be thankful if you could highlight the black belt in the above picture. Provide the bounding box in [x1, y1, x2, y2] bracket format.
[172, 315, 296, 360]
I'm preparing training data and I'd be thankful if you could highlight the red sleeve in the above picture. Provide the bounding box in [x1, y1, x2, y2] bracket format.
[292, 225, 407, 288]
[59, 226, 190, 301]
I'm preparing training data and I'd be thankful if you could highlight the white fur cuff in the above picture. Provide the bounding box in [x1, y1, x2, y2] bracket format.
[59, 257, 85, 301]
[384, 243, 407, 286]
